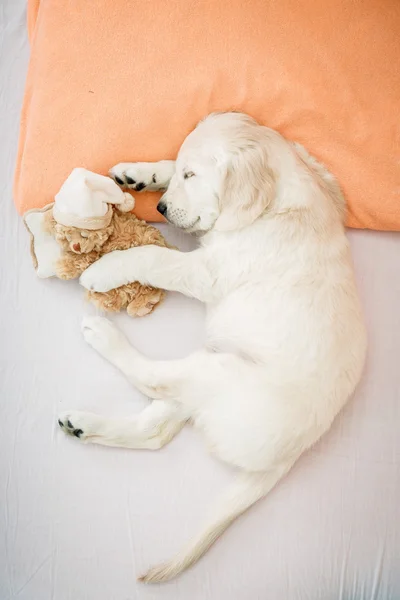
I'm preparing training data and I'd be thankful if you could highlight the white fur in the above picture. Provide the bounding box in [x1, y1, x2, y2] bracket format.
[109, 160, 175, 192]
[62, 113, 367, 582]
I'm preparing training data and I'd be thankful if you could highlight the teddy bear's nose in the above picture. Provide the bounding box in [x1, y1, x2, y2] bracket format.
[73, 243, 81, 252]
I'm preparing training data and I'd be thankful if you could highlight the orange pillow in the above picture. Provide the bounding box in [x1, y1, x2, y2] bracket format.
[15, 0, 400, 229]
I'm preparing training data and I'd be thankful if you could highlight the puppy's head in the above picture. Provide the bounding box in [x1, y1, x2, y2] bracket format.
[158, 112, 276, 233]
[54, 222, 113, 254]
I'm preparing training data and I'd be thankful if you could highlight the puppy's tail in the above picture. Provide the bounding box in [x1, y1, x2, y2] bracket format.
[139, 464, 290, 584]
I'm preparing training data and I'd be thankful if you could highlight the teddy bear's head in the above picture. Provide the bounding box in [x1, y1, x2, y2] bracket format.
[53, 221, 114, 254]
[46, 168, 135, 254]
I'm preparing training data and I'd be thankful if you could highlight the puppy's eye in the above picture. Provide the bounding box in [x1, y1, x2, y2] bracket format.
[80, 232, 89, 238]
[183, 171, 195, 180]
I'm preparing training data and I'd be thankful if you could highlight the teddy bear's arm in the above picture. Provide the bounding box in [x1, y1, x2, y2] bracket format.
[55, 252, 98, 280]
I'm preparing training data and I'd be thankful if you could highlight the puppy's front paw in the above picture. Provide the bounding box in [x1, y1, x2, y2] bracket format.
[80, 252, 125, 292]
[79, 263, 109, 292]
[109, 163, 156, 191]
[109, 161, 174, 192]
[82, 316, 128, 359]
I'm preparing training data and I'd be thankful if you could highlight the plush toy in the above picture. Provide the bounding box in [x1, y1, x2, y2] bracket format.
[24, 168, 167, 317]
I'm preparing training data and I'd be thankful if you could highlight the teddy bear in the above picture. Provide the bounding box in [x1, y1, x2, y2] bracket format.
[24, 168, 168, 317]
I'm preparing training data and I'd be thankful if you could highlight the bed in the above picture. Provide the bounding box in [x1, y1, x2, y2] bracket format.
[1, 2, 399, 599]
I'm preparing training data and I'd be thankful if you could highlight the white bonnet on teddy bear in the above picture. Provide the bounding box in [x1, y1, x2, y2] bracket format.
[52, 168, 134, 230]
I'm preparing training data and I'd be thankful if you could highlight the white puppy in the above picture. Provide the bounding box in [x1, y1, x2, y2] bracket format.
[59, 113, 367, 583]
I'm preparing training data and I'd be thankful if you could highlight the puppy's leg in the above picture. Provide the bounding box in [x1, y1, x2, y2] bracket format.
[80, 246, 213, 301]
[81, 316, 198, 401]
[58, 400, 184, 449]
[109, 161, 175, 192]
[59, 316, 189, 448]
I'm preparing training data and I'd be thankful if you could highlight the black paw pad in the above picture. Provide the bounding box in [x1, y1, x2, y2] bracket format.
[115, 176, 124, 185]
[67, 420, 73, 428]
[73, 429, 84, 438]
[126, 176, 135, 185]
[152, 174, 157, 183]
[58, 419, 64, 428]
[135, 182, 146, 191]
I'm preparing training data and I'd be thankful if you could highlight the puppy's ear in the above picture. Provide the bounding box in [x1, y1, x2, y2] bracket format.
[215, 143, 276, 232]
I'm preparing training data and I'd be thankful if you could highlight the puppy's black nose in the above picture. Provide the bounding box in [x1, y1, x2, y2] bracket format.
[157, 201, 168, 216]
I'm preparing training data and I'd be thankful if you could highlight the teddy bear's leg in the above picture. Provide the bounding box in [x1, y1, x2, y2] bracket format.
[127, 288, 165, 318]
[57, 400, 186, 449]
[56, 253, 95, 280]
[86, 289, 124, 313]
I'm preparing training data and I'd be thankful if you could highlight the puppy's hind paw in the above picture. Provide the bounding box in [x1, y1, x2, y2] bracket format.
[57, 411, 101, 442]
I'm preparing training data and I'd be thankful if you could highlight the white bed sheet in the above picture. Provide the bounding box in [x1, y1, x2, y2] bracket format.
[0, 2, 399, 599]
